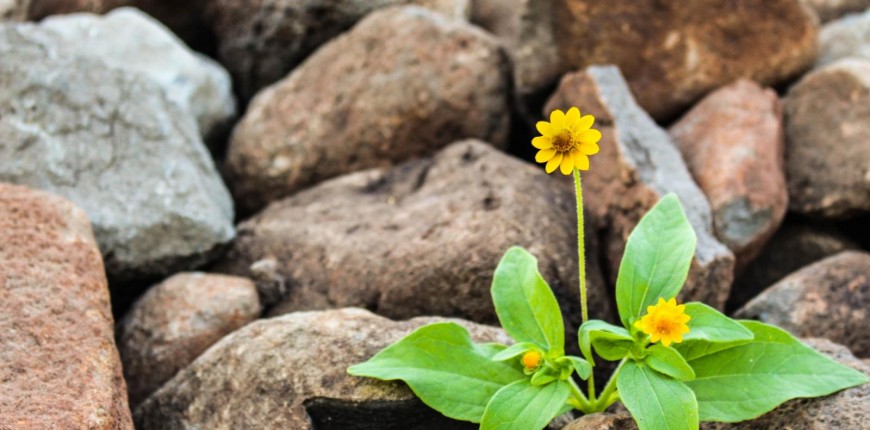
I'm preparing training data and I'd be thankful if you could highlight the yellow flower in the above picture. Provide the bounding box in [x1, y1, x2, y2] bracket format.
[533, 107, 602, 175]
[522, 350, 543, 371]
[634, 298, 691, 347]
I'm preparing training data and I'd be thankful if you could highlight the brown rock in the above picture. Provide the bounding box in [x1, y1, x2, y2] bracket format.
[561, 413, 637, 430]
[803, 0, 870, 22]
[784, 58, 870, 219]
[0, 183, 133, 429]
[669, 80, 787, 269]
[134, 308, 509, 429]
[545, 66, 736, 310]
[118, 272, 262, 407]
[218, 140, 611, 333]
[737, 251, 870, 357]
[225, 6, 510, 213]
[26, 0, 125, 19]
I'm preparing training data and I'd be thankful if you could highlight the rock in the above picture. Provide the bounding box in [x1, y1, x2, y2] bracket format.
[1, 0, 23, 20]
[0, 183, 133, 430]
[26, 0, 125, 19]
[118, 272, 261, 407]
[803, 0, 870, 22]
[208, 0, 471, 101]
[737, 251, 870, 357]
[134, 308, 508, 429]
[561, 413, 637, 429]
[669, 80, 787, 269]
[784, 58, 870, 219]
[817, 8, 870, 67]
[545, 66, 735, 310]
[39, 7, 236, 143]
[0, 25, 235, 280]
[225, 6, 510, 213]
[218, 141, 611, 331]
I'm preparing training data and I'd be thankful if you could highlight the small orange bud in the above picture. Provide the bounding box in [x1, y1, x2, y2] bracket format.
[521, 351, 542, 370]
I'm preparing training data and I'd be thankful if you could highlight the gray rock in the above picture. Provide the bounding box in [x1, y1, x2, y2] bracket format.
[39, 7, 236, 143]
[544, 66, 736, 310]
[0, 24, 235, 280]
[803, 0, 870, 22]
[818, 8, 870, 67]
[0, 0, 22, 20]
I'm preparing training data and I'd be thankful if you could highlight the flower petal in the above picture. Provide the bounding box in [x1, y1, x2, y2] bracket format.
[550, 109, 566, 129]
[578, 142, 600, 156]
[661, 337, 673, 347]
[565, 107, 581, 127]
[574, 153, 590, 171]
[579, 128, 602, 144]
[532, 136, 553, 149]
[545, 153, 563, 173]
[574, 115, 595, 132]
[536, 121, 553, 137]
[560, 153, 574, 175]
[535, 148, 556, 163]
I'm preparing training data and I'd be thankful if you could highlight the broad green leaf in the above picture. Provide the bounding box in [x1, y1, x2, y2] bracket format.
[645, 344, 695, 381]
[492, 342, 539, 362]
[480, 379, 571, 430]
[578, 320, 634, 364]
[616, 194, 697, 328]
[492, 247, 565, 353]
[686, 321, 869, 423]
[672, 303, 754, 361]
[348, 323, 525, 422]
[617, 361, 699, 430]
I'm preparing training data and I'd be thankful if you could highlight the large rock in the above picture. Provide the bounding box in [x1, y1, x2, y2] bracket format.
[0, 183, 133, 430]
[225, 6, 510, 213]
[218, 141, 611, 330]
[803, 0, 870, 22]
[208, 0, 471, 101]
[817, 8, 870, 67]
[669, 80, 787, 269]
[737, 251, 870, 357]
[117, 272, 262, 407]
[25, 0, 124, 19]
[134, 308, 507, 429]
[1, 0, 22, 20]
[0, 25, 235, 280]
[545, 66, 735, 310]
[39, 7, 236, 142]
[784, 58, 870, 219]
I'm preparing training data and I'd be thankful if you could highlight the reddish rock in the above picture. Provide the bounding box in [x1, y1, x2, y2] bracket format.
[669, 80, 787, 269]
[784, 58, 870, 219]
[118, 272, 262, 407]
[803, 0, 870, 22]
[545, 66, 736, 310]
[0, 183, 133, 429]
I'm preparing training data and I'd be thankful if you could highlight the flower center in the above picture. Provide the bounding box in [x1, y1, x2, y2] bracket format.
[552, 129, 575, 153]
[522, 351, 542, 370]
[654, 320, 675, 336]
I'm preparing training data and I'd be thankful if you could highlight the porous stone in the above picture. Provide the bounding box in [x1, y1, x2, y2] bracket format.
[545, 66, 736, 310]
[803, 0, 870, 22]
[0, 183, 133, 430]
[208, 0, 471, 101]
[817, 8, 870, 67]
[40, 7, 237, 142]
[218, 141, 611, 331]
[669, 80, 787, 269]
[118, 272, 262, 407]
[225, 6, 510, 213]
[737, 251, 870, 357]
[134, 308, 509, 429]
[784, 58, 870, 219]
[0, 24, 235, 280]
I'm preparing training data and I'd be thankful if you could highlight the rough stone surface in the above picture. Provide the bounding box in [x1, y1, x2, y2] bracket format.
[118, 272, 262, 407]
[134, 308, 509, 429]
[561, 413, 637, 430]
[0, 25, 235, 280]
[40, 7, 237, 142]
[0, 0, 23, 20]
[545, 66, 735, 310]
[0, 183, 133, 430]
[25, 0, 124, 19]
[737, 251, 870, 357]
[208, 0, 471, 101]
[669, 80, 787, 269]
[818, 8, 870, 67]
[803, 0, 870, 22]
[784, 58, 870, 219]
[225, 6, 510, 213]
[218, 141, 611, 332]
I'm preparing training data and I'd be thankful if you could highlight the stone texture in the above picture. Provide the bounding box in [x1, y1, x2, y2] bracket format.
[0, 0, 23, 20]
[40, 7, 237, 142]
[803, 0, 870, 22]
[545, 66, 735, 310]
[118, 272, 262, 407]
[669, 80, 787, 269]
[218, 141, 611, 331]
[737, 251, 870, 357]
[0, 183, 133, 430]
[225, 6, 510, 213]
[25, 0, 124, 19]
[134, 308, 508, 429]
[817, 8, 870, 67]
[208, 0, 471, 101]
[784, 58, 870, 219]
[561, 413, 637, 430]
[0, 24, 235, 280]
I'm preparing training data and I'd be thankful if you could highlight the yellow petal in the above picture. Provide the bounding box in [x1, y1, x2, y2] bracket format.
[574, 153, 590, 171]
[579, 128, 602, 144]
[650, 332, 661, 343]
[565, 107, 581, 127]
[658, 297, 667, 306]
[574, 115, 595, 131]
[545, 153, 563, 173]
[676, 304, 686, 312]
[532, 136, 553, 149]
[536, 121, 553, 137]
[559, 153, 574, 175]
[550, 109, 566, 129]
[661, 337, 673, 347]
[634, 320, 644, 330]
[578, 142, 600, 156]
[535, 148, 556, 163]
[679, 325, 690, 334]
[667, 298, 677, 306]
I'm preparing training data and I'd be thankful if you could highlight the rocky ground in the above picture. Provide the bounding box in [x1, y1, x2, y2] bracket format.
[1, 0, 869, 429]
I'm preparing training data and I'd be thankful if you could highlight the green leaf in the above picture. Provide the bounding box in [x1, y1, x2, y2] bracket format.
[348, 323, 525, 422]
[480, 379, 571, 430]
[617, 361, 699, 430]
[685, 321, 869, 423]
[492, 247, 565, 353]
[615, 194, 697, 328]
[672, 302, 754, 361]
[645, 344, 695, 381]
[491, 342, 539, 362]
[560, 355, 592, 380]
[578, 320, 634, 364]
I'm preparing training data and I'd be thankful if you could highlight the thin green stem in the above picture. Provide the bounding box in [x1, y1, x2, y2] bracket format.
[568, 378, 594, 413]
[593, 358, 628, 411]
[573, 168, 588, 323]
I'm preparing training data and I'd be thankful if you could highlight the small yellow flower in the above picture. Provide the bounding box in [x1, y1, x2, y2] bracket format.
[521, 350, 543, 370]
[634, 298, 691, 347]
[533, 107, 602, 175]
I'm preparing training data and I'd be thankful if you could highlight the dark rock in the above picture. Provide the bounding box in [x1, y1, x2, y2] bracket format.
[803, 0, 870, 22]
[26, 0, 125, 19]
